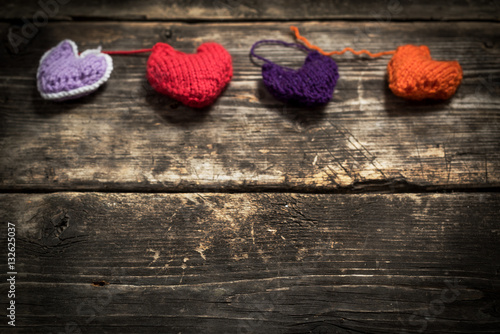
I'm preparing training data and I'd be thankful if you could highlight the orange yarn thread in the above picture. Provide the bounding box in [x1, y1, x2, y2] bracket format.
[290, 26, 396, 58]
[290, 26, 463, 100]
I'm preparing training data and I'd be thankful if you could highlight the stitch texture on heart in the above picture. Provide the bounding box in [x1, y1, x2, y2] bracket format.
[37, 40, 113, 101]
[261, 51, 339, 106]
[250, 40, 339, 106]
[388, 45, 463, 100]
[146, 42, 233, 108]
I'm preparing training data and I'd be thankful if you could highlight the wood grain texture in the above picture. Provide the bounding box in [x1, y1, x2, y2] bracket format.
[1, 21, 499, 192]
[1, 3, 498, 334]
[1, 0, 499, 21]
[0, 192, 499, 333]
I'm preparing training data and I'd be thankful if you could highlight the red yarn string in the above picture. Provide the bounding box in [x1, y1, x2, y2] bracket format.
[102, 48, 153, 55]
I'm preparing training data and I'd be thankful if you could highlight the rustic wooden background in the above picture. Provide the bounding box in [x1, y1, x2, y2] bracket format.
[0, 0, 499, 333]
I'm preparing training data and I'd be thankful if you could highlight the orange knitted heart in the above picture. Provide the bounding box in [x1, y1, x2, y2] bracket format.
[387, 45, 462, 100]
[147, 42, 233, 108]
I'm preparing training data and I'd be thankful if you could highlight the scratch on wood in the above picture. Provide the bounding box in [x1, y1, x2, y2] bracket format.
[195, 243, 208, 260]
[312, 154, 318, 166]
[147, 248, 160, 266]
[251, 221, 255, 245]
[485, 154, 488, 183]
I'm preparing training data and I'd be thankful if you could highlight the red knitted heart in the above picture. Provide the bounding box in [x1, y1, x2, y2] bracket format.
[146, 42, 232, 108]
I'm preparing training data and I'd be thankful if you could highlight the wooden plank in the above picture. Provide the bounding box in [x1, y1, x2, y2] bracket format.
[1, 0, 499, 21]
[0, 192, 499, 333]
[1, 21, 499, 192]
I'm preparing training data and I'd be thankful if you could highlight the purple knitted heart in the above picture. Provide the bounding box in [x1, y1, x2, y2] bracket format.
[251, 40, 339, 106]
[37, 40, 113, 101]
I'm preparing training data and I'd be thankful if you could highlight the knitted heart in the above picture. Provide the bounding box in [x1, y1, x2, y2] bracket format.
[261, 50, 339, 106]
[146, 42, 232, 108]
[37, 40, 113, 101]
[388, 45, 462, 100]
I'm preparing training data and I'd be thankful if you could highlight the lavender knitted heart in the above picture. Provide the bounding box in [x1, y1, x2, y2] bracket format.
[251, 40, 339, 106]
[37, 40, 113, 101]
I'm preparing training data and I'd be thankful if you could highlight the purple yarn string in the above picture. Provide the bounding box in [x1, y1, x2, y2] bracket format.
[250, 40, 311, 64]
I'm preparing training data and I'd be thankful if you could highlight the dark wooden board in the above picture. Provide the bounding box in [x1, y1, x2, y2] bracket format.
[1, 0, 499, 21]
[0, 192, 499, 333]
[1, 21, 499, 192]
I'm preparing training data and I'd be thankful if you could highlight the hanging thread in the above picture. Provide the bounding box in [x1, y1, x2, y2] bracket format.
[290, 26, 463, 100]
[290, 26, 396, 58]
[102, 48, 153, 55]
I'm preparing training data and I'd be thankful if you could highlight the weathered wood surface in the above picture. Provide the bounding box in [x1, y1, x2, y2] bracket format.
[1, 21, 499, 192]
[0, 192, 499, 333]
[1, 0, 499, 21]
